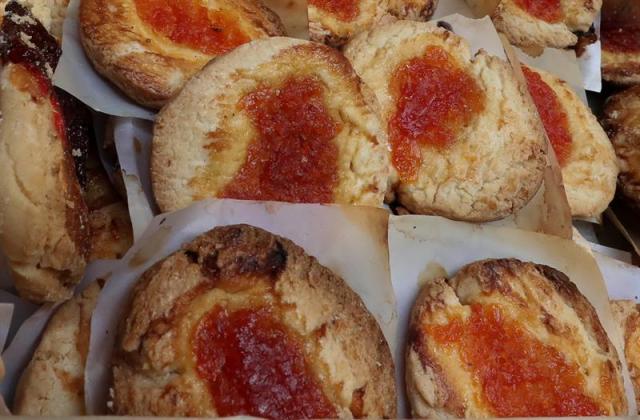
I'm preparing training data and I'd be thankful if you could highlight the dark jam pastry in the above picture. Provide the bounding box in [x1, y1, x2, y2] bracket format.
[56, 88, 91, 188]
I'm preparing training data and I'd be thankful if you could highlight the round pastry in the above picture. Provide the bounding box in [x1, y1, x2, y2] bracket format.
[601, 0, 640, 85]
[344, 21, 546, 221]
[611, 300, 640, 413]
[521, 65, 618, 218]
[407, 258, 627, 418]
[471, 0, 602, 49]
[79, 0, 286, 108]
[602, 85, 640, 209]
[13, 281, 102, 416]
[112, 224, 396, 418]
[308, 0, 438, 47]
[151, 37, 389, 212]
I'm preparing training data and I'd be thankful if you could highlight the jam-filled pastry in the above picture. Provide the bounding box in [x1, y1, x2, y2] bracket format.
[521, 65, 618, 218]
[602, 86, 640, 210]
[151, 37, 389, 212]
[111, 225, 397, 418]
[344, 21, 546, 222]
[308, 0, 438, 47]
[601, 0, 640, 85]
[466, 0, 601, 49]
[0, 0, 70, 40]
[407, 258, 628, 418]
[79, 0, 286, 108]
[611, 300, 640, 413]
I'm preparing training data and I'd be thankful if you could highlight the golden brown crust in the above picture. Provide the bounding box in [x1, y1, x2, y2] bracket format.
[611, 300, 640, 413]
[112, 224, 396, 417]
[13, 281, 102, 415]
[602, 86, 640, 210]
[79, 0, 285, 108]
[407, 258, 627, 418]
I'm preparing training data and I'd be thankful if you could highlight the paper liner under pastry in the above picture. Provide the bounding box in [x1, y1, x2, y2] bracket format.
[389, 214, 638, 416]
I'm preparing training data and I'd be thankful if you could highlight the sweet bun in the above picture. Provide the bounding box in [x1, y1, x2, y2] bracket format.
[611, 300, 640, 412]
[151, 37, 389, 212]
[521, 65, 618, 218]
[308, 0, 438, 47]
[344, 21, 546, 221]
[112, 224, 396, 417]
[407, 258, 627, 418]
[0, 0, 69, 39]
[601, 0, 640, 85]
[79, 0, 286, 108]
[602, 86, 640, 210]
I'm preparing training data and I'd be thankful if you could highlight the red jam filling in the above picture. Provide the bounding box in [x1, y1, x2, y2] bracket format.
[522, 66, 572, 166]
[221, 76, 340, 203]
[601, 1, 640, 53]
[193, 307, 336, 419]
[513, 0, 563, 23]
[309, 0, 359, 21]
[134, 0, 250, 55]
[388, 46, 484, 181]
[425, 304, 606, 417]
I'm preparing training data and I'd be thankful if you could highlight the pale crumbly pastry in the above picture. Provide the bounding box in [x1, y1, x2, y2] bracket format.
[602, 85, 640, 210]
[601, 0, 640, 85]
[151, 37, 389, 212]
[112, 224, 396, 418]
[466, 0, 601, 49]
[611, 299, 640, 412]
[521, 65, 618, 218]
[79, 0, 286, 108]
[407, 258, 628, 418]
[13, 281, 102, 416]
[308, 0, 438, 47]
[344, 21, 546, 222]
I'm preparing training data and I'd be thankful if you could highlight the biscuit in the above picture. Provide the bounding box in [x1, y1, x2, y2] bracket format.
[602, 86, 640, 210]
[79, 0, 286, 108]
[611, 300, 640, 412]
[151, 37, 389, 212]
[308, 0, 438, 47]
[521, 65, 618, 218]
[13, 281, 102, 416]
[407, 258, 627, 418]
[112, 224, 396, 417]
[601, 0, 640, 85]
[344, 21, 546, 221]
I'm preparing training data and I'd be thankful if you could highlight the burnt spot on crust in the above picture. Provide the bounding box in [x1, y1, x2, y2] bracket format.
[437, 21, 454, 32]
[471, 258, 522, 295]
[350, 385, 366, 417]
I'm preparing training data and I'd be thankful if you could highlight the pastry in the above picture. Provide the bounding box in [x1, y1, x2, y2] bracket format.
[611, 300, 640, 412]
[308, 0, 438, 47]
[151, 37, 389, 212]
[601, 0, 640, 85]
[112, 224, 396, 418]
[0, 0, 69, 39]
[79, 0, 286, 108]
[407, 258, 627, 417]
[344, 21, 546, 221]
[521, 65, 618, 218]
[602, 85, 640, 210]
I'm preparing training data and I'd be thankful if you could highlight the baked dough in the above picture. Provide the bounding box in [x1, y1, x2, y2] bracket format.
[344, 21, 546, 221]
[79, 0, 286, 108]
[112, 224, 396, 417]
[602, 86, 640, 210]
[152, 37, 389, 212]
[522, 65, 618, 218]
[13, 281, 102, 416]
[611, 300, 640, 413]
[0, 0, 69, 39]
[308, 0, 438, 47]
[407, 258, 627, 418]
[601, 0, 640, 85]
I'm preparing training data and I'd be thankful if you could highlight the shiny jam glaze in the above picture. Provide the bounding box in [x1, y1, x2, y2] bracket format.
[513, 0, 563, 23]
[193, 306, 336, 419]
[134, 0, 250, 55]
[221, 76, 340, 203]
[309, 0, 359, 21]
[522, 66, 572, 166]
[425, 303, 605, 417]
[388, 46, 484, 181]
[601, 0, 640, 53]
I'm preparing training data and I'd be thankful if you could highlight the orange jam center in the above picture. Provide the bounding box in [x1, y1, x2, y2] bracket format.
[513, 0, 563, 23]
[133, 0, 250, 55]
[309, 0, 359, 21]
[522, 66, 572, 166]
[221, 76, 340, 203]
[601, 1, 640, 53]
[194, 307, 336, 419]
[388, 46, 484, 181]
[425, 304, 605, 417]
